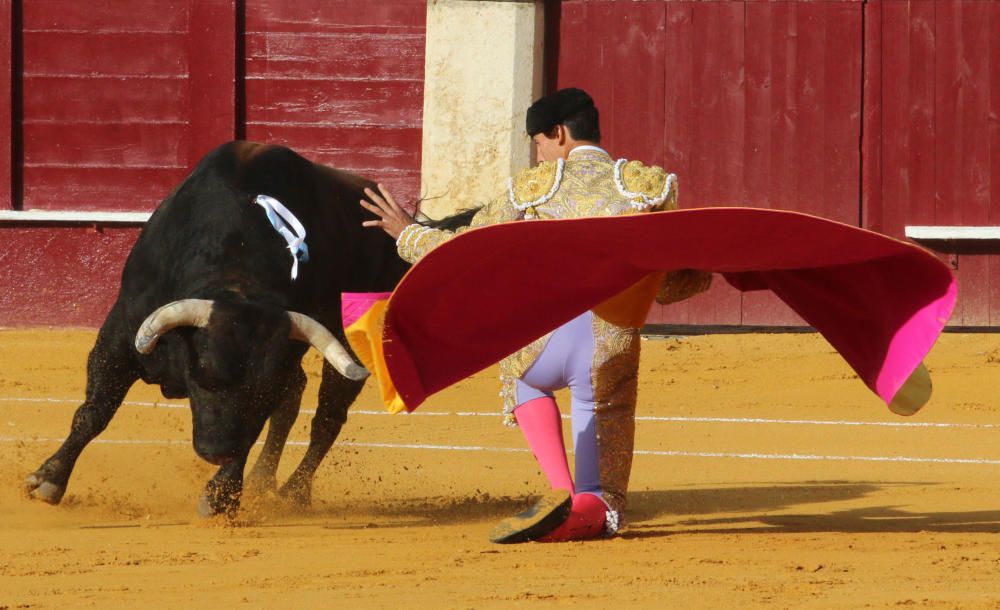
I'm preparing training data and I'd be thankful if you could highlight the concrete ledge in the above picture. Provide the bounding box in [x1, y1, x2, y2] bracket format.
[0, 210, 151, 224]
[905, 225, 1000, 254]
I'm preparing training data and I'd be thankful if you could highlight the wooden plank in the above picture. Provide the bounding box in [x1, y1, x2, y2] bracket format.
[991, 3, 1000, 327]
[689, 1, 744, 208]
[22, 78, 187, 123]
[992, 2, 1000, 228]
[744, 1, 774, 211]
[960, 1, 993, 326]
[22, 31, 188, 76]
[553, 3, 590, 97]
[0, 227, 141, 327]
[905, 2, 938, 237]
[187, 0, 236, 166]
[935, 2, 991, 325]
[583, 2, 616, 152]
[652, 2, 692, 325]
[860, 0, 882, 233]
[609, 2, 664, 166]
[245, 32, 425, 81]
[934, 5, 961, 230]
[0, 0, 12, 210]
[743, 2, 861, 325]
[741, 1, 792, 325]
[687, 1, 748, 324]
[245, 79, 424, 128]
[662, 3, 693, 197]
[791, 2, 827, 217]
[766, 3, 795, 225]
[822, 1, 862, 226]
[608, 1, 666, 323]
[23, 123, 188, 167]
[656, 2, 744, 326]
[875, 0, 903, 238]
[877, 1, 914, 238]
[244, 0, 425, 221]
[246, 0, 425, 34]
[22, 167, 186, 212]
[22, 1, 187, 32]
[242, 125, 422, 169]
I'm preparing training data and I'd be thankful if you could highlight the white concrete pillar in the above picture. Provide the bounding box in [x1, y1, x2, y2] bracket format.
[419, 0, 545, 218]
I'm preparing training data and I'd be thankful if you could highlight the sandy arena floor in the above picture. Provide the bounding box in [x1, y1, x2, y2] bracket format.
[1, 328, 998, 608]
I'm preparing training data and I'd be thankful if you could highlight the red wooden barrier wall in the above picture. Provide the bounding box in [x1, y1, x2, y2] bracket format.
[244, 0, 425, 200]
[1, 0, 998, 329]
[863, 1, 1000, 326]
[557, 0, 864, 326]
[0, 1, 425, 327]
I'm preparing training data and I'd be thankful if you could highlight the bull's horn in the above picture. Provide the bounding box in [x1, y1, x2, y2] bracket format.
[287, 312, 369, 381]
[134, 299, 214, 354]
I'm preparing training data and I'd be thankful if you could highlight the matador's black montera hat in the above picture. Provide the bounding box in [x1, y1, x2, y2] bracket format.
[525, 88, 595, 136]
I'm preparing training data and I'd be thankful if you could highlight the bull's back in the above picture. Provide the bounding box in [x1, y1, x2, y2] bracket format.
[119, 141, 405, 314]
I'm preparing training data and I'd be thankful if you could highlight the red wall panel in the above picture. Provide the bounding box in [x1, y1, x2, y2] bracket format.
[0, 0, 426, 328]
[17, 1, 236, 213]
[865, 1, 1000, 326]
[0, 0, 11, 210]
[557, 0, 863, 326]
[244, 0, 425, 202]
[0, 227, 140, 327]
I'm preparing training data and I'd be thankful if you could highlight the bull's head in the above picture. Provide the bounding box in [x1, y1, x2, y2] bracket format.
[133, 299, 367, 464]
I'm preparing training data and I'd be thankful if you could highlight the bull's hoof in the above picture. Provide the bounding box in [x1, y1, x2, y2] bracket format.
[24, 472, 66, 505]
[197, 482, 242, 519]
[277, 480, 312, 508]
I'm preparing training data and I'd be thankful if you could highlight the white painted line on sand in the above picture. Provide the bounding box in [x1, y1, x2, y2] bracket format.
[3, 436, 999, 466]
[3, 395, 997, 430]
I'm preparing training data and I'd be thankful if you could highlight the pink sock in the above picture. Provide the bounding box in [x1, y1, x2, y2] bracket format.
[514, 397, 574, 493]
[538, 492, 608, 542]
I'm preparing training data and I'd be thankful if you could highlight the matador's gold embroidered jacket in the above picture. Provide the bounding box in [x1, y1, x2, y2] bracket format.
[395, 147, 709, 422]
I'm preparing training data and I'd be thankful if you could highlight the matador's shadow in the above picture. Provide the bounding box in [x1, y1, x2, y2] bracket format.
[622, 481, 1000, 538]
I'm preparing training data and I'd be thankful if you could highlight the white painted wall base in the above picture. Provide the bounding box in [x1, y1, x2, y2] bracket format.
[0, 210, 151, 224]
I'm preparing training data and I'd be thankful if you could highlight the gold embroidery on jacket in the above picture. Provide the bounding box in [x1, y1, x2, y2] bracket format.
[590, 314, 640, 515]
[509, 160, 563, 210]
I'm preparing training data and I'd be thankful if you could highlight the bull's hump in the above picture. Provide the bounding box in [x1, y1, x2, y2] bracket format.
[234, 141, 274, 165]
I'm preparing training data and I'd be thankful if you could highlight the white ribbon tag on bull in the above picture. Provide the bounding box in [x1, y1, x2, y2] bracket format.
[254, 194, 310, 280]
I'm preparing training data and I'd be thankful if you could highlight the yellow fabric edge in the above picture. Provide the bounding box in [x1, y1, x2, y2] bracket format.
[591, 271, 666, 328]
[344, 300, 408, 414]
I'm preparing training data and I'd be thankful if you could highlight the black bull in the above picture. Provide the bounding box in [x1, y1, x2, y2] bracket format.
[24, 141, 413, 517]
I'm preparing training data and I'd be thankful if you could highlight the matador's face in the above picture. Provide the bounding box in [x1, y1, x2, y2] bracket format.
[532, 129, 564, 163]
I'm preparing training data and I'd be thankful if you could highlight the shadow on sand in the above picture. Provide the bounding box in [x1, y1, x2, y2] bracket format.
[239, 480, 1000, 536]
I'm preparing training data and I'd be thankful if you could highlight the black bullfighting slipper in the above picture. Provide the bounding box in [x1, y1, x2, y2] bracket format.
[489, 489, 573, 544]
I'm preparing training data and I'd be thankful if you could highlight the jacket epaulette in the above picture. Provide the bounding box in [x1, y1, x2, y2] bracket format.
[508, 159, 565, 211]
[614, 159, 677, 210]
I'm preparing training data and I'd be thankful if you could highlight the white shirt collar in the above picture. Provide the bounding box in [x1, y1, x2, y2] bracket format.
[568, 145, 609, 158]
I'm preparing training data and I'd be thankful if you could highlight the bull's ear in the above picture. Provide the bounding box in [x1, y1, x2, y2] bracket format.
[135, 299, 214, 354]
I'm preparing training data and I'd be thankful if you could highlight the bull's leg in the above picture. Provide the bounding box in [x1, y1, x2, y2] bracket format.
[198, 451, 251, 519]
[279, 363, 364, 506]
[244, 367, 307, 495]
[25, 317, 138, 504]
